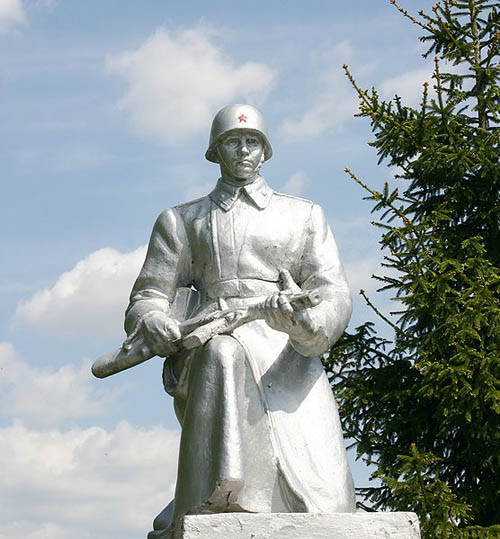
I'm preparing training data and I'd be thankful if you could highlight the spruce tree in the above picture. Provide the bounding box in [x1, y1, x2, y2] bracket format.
[324, 1, 500, 536]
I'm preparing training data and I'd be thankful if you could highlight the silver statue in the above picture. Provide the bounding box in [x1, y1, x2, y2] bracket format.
[93, 104, 355, 538]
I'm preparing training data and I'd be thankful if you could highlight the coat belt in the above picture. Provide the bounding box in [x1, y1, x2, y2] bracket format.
[201, 278, 280, 300]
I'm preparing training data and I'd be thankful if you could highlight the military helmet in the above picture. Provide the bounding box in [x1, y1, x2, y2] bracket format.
[205, 104, 273, 163]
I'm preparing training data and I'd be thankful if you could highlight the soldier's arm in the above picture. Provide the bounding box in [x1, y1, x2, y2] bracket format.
[291, 203, 352, 357]
[125, 208, 192, 351]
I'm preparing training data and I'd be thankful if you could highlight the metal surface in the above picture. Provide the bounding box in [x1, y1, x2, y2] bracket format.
[205, 104, 272, 163]
[102, 105, 357, 539]
[91, 290, 322, 378]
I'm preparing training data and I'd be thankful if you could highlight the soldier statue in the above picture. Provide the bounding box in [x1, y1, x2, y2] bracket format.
[93, 104, 355, 539]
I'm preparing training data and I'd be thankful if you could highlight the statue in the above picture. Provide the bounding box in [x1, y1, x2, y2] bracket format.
[93, 104, 356, 539]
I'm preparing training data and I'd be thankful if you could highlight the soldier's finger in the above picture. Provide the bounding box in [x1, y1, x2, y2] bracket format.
[278, 297, 294, 315]
[144, 316, 164, 335]
[296, 310, 316, 333]
[279, 269, 301, 293]
[142, 333, 165, 357]
[165, 320, 181, 341]
[141, 331, 156, 351]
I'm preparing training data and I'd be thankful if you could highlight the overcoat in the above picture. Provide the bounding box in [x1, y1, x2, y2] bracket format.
[125, 176, 356, 538]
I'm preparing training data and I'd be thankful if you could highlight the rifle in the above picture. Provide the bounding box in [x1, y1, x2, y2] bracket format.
[91, 289, 321, 379]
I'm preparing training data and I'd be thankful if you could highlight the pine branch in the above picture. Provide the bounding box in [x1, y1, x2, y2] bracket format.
[342, 64, 373, 110]
[359, 289, 403, 334]
[330, 0, 500, 527]
[344, 168, 430, 280]
[389, 0, 430, 30]
[469, 0, 489, 128]
[434, 56, 446, 112]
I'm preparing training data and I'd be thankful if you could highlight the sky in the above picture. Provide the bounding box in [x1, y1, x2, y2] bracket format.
[0, 1, 438, 537]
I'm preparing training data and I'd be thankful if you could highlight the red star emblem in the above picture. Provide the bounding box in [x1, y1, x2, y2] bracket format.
[237, 114, 247, 123]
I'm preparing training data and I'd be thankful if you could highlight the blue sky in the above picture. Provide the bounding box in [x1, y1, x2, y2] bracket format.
[1, 1, 437, 537]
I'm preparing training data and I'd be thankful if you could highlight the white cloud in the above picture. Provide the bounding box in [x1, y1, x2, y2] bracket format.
[0, 421, 180, 538]
[279, 171, 308, 196]
[0, 342, 118, 427]
[280, 41, 358, 142]
[36, 0, 57, 9]
[13, 246, 146, 338]
[106, 25, 276, 144]
[380, 66, 434, 107]
[0, 0, 25, 33]
[0, 342, 180, 536]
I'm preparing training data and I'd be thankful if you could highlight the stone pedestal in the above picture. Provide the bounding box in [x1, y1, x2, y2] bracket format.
[175, 512, 420, 538]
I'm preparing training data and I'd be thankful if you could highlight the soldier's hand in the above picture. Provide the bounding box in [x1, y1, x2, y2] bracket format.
[263, 270, 316, 340]
[140, 312, 182, 357]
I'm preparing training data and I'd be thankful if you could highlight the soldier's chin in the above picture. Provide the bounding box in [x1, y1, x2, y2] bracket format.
[232, 167, 256, 181]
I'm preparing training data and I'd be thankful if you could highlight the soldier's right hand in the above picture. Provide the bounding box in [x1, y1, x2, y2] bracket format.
[140, 312, 182, 357]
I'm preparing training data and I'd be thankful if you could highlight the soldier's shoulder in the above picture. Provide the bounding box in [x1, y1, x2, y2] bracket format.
[271, 190, 317, 210]
[173, 195, 209, 211]
[172, 194, 213, 224]
[274, 191, 314, 206]
[271, 191, 328, 226]
[154, 195, 208, 225]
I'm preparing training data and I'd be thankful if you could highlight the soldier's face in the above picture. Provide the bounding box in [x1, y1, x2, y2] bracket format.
[217, 132, 265, 181]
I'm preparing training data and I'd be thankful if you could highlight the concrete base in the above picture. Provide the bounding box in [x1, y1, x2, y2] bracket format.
[175, 512, 421, 538]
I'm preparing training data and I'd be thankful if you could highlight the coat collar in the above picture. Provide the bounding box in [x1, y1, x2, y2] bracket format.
[209, 175, 273, 212]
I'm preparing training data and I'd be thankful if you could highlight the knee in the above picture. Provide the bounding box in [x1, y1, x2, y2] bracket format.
[203, 335, 245, 369]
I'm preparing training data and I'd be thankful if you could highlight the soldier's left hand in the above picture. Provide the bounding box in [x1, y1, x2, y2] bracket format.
[263, 270, 316, 339]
